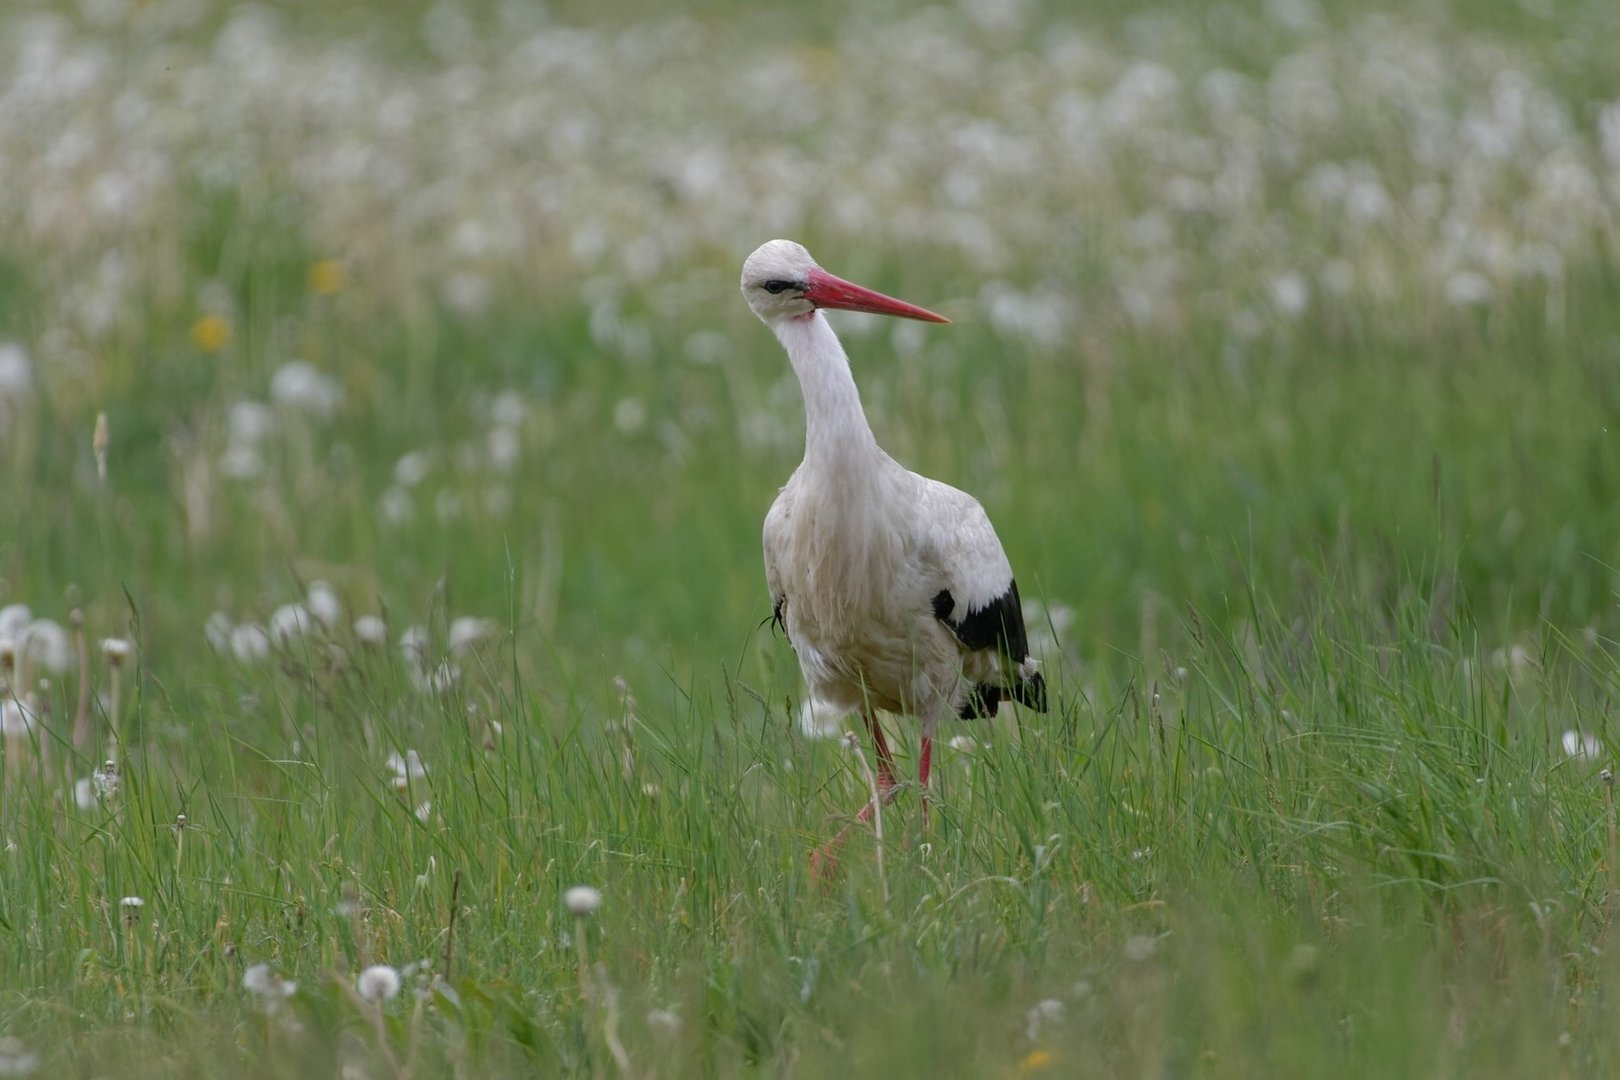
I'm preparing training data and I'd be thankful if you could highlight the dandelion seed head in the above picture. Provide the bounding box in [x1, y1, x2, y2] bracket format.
[270, 361, 343, 417]
[0, 701, 34, 739]
[305, 582, 343, 629]
[0, 608, 30, 641]
[243, 962, 298, 999]
[17, 620, 72, 673]
[447, 616, 493, 653]
[269, 604, 314, 645]
[230, 623, 271, 663]
[356, 963, 402, 1002]
[564, 885, 602, 917]
[1123, 934, 1158, 962]
[1024, 997, 1065, 1041]
[353, 615, 387, 645]
[100, 637, 131, 665]
[0, 1036, 40, 1077]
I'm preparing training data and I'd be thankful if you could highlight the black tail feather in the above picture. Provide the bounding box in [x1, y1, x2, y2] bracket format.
[959, 671, 1048, 719]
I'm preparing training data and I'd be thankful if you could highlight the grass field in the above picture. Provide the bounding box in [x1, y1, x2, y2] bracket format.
[4, 0, 1620, 1074]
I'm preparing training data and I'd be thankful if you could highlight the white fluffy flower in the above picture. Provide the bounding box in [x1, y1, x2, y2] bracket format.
[447, 616, 493, 653]
[270, 360, 343, 416]
[356, 964, 402, 1002]
[353, 615, 387, 645]
[386, 749, 429, 783]
[230, 623, 272, 663]
[0, 606, 29, 640]
[20, 620, 74, 673]
[305, 582, 343, 629]
[0, 701, 34, 739]
[243, 962, 298, 999]
[269, 604, 314, 645]
[564, 885, 602, 917]
[0, 1035, 40, 1077]
[0, 344, 32, 402]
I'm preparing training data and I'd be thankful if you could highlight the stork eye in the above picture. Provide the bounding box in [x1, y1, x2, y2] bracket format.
[761, 279, 796, 295]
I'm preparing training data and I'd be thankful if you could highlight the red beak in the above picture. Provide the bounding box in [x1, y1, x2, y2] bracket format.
[803, 268, 950, 324]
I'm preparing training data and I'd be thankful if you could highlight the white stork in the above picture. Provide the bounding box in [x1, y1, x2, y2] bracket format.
[740, 239, 1046, 851]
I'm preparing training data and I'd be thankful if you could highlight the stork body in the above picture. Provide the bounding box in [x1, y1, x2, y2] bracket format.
[741, 240, 1046, 840]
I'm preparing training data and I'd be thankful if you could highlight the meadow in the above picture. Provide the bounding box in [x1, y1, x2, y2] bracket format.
[3, 0, 1620, 1074]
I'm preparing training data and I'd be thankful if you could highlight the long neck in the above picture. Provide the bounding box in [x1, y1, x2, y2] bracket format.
[774, 312, 878, 467]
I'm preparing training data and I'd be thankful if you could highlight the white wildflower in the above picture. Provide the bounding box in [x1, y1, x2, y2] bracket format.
[386, 749, 429, 783]
[1269, 272, 1310, 316]
[243, 963, 298, 999]
[269, 604, 314, 645]
[205, 612, 233, 653]
[0, 1035, 39, 1077]
[356, 964, 402, 1003]
[394, 451, 431, 487]
[1444, 271, 1493, 307]
[564, 885, 602, 917]
[411, 661, 460, 695]
[447, 616, 493, 653]
[100, 637, 132, 666]
[379, 485, 413, 524]
[270, 361, 343, 416]
[613, 397, 647, 434]
[305, 581, 343, 629]
[20, 620, 74, 673]
[1025, 997, 1065, 1042]
[230, 623, 272, 663]
[0, 701, 33, 739]
[353, 615, 387, 645]
[487, 426, 520, 471]
[397, 625, 429, 665]
[490, 390, 527, 427]
[92, 760, 120, 800]
[0, 607, 27, 641]
[0, 344, 32, 402]
[226, 399, 277, 446]
[1123, 935, 1158, 962]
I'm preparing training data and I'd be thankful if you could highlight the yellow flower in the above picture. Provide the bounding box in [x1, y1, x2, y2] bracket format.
[191, 315, 231, 352]
[308, 258, 347, 295]
[1018, 1049, 1054, 1072]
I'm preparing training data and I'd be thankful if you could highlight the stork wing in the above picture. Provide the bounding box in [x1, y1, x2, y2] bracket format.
[762, 486, 794, 637]
[917, 477, 1047, 713]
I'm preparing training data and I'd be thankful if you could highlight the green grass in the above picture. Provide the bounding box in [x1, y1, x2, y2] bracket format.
[3, 0, 1620, 1075]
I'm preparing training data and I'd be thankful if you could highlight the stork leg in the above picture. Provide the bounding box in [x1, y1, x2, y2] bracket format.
[810, 710, 900, 883]
[918, 733, 934, 829]
[859, 709, 898, 813]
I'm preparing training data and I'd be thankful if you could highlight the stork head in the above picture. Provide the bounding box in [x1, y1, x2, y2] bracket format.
[740, 239, 950, 326]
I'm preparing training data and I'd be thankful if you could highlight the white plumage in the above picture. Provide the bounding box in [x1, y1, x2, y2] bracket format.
[741, 239, 1045, 848]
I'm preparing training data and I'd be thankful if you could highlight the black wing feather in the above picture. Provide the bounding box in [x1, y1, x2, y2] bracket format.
[932, 581, 1048, 716]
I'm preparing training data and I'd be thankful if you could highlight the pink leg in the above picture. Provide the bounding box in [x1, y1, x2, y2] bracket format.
[864, 710, 898, 796]
[811, 711, 901, 881]
[918, 734, 933, 828]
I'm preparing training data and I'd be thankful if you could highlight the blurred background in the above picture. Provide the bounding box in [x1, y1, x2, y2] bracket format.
[8, 2, 1620, 1073]
[3, 0, 1620, 717]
